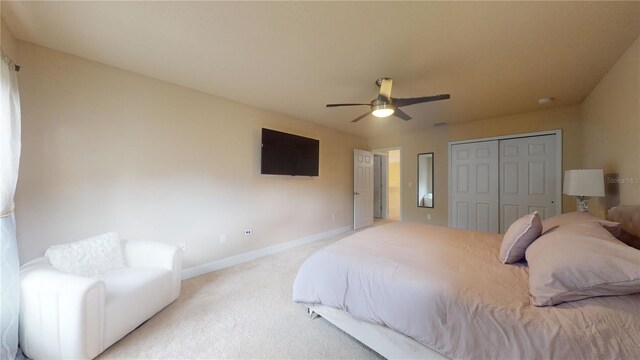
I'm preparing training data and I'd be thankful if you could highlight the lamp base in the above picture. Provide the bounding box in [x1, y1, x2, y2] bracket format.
[576, 196, 590, 212]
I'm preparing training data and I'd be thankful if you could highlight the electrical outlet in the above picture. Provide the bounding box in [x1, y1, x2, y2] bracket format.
[331, 213, 336, 221]
[178, 242, 187, 251]
[220, 233, 227, 243]
[427, 214, 432, 221]
[244, 229, 252, 235]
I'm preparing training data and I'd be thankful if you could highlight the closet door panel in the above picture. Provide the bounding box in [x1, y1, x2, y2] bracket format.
[499, 135, 557, 233]
[451, 141, 499, 232]
[456, 202, 470, 229]
[475, 203, 491, 232]
[502, 205, 521, 232]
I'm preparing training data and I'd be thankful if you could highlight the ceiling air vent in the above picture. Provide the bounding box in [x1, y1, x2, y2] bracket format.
[433, 121, 448, 127]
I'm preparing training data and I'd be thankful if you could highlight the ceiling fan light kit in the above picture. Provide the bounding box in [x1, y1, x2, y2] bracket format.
[371, 101, 394, 118]
[326, 77, 451, 123]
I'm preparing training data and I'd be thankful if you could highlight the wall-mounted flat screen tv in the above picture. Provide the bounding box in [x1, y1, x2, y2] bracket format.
[261, 128, 319, 176]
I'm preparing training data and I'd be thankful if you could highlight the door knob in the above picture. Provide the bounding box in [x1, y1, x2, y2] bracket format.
[354, 192, 360, 195]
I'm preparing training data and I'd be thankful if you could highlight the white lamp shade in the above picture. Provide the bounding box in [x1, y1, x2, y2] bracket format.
[563, 169, 605, 197]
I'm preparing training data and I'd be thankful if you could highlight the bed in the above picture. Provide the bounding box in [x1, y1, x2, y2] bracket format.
[293, 208, 640, 359]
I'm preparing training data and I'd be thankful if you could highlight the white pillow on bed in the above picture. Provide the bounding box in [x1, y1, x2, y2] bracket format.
[526, 221, 640, 306]
[541, 211, 618, 233]
[499, 211, 542, 264]
[45, 232, 124, 277]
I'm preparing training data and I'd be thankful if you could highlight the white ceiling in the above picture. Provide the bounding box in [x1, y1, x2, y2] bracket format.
[2, 1, 639, 138]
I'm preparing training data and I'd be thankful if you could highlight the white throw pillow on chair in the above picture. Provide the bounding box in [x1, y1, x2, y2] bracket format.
[45, 232, 125, 277]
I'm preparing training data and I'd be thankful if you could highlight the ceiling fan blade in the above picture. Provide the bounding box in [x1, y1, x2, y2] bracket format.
[377, 78, 393, 103]
[326, 103, 370, 108]
[394, 94, 451, 107]
[351, 112, 371, 123]
[393, 108, 412, 121]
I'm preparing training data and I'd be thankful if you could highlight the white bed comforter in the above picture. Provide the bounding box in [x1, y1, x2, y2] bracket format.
[293, 222, 640, 359]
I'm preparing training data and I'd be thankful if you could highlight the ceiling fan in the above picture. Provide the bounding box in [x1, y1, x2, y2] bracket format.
[326, 78, 450, 123]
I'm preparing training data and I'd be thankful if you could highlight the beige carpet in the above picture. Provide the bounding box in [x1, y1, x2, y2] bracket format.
[98, 232, 382, 359]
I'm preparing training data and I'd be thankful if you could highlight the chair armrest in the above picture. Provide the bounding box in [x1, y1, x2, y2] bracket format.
[122, 240, 182, 299]
[20, 258, 105, 360]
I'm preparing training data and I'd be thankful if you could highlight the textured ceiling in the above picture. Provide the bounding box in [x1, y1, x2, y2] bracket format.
[2, 1, 639, 138]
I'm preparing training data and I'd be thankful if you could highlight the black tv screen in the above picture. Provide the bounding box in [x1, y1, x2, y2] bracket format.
[261, 128, 319, 176]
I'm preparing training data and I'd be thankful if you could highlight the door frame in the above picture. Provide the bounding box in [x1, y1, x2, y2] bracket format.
[371, 147, 403, 221]
[447, 129, 562, 227]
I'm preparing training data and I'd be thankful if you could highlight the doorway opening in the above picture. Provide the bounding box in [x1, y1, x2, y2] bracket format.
[372, 148, 401, 222]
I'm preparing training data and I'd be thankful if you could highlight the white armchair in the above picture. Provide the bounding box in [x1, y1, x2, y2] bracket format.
[20, 240, 181, 360]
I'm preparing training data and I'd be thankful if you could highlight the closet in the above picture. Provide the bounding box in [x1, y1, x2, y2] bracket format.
[449, 132, 561, 233]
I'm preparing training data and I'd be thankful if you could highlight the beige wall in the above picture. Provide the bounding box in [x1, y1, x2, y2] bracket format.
[1, 19, 19, 62]
[15, 42, 366, 267]
[581, 36, 640, 218]
[367, 105, 583, 226]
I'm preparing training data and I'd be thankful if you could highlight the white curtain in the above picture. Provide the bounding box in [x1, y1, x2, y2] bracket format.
[0, 52, 21, 360]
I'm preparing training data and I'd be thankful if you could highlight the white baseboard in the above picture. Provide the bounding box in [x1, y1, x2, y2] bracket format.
[181, 225, 353, 280]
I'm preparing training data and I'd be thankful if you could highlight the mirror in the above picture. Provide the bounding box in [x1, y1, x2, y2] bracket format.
[417, 153, 434, 208]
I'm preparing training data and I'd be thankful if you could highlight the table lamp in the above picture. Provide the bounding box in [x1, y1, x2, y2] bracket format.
[563, 169, 605, 212]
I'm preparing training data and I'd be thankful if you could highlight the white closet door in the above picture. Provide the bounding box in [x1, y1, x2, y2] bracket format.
[499, 135, 557, 233]
[451, 141, 499, 232]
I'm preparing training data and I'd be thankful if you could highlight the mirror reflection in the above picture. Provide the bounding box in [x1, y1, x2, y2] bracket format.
[418, 153, 434, 208]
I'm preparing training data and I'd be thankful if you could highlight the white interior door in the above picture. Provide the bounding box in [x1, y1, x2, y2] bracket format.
[499, 135, 557, 233]
[354, 149, 374, 230]
[450, 141, 499, 232]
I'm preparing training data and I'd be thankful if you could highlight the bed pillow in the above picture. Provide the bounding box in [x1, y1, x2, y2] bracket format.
[45, 232, 124, 277]
[499, 211, 542, 264]
[541, 211, 618, 233]
[526, 221, 640, 306]
[604, 224, 640, 250]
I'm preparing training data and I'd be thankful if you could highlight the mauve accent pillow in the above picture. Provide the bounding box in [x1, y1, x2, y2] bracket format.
[604, 224, 640, 250]
[541, 211, 618, 234]
[499, 211, 542, 264]
[526, 221, 640, 306]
